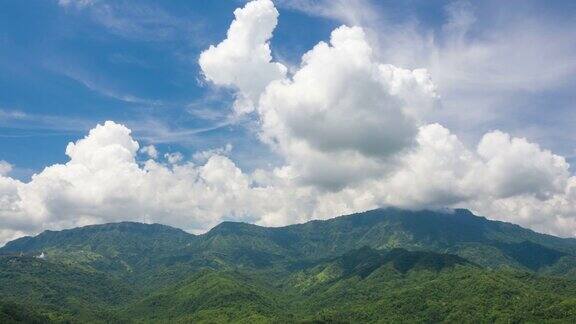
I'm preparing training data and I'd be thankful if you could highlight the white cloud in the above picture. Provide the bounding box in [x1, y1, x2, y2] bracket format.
[303, 0, 576, 94]
[1, 118, 576, 246]
[198, 0, 287, 115]
[0, 161, 12, 176]
[260, 34, 437, 187]
[381, 124, 572, 206]
[477, 131, 570, 199]
[0, 121, 264, 244]
[276, 0, 377, 26]
[57, 68, 162, 106]
[140, 145, 158, 159]
[2, 0, 576, 245]
[285, 0, 576, 156]
[197, 0, 576, 236]
[164, 152, 184, 164]
[193, 144, 233, 163]
[201, 3, 438, 189]
[0, 109, 92, 135]
[378, 124, 481, 208]
[57, 0, 202, 44]
[58, 0, 96, 9]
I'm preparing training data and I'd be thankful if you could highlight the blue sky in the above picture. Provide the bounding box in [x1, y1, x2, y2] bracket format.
[0, 0, 340, 179]
[2, 0, 575, 180]
[1, 0, 576, 243]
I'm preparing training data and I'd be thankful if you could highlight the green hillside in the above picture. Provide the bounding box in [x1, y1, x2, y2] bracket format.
[0, 300, 52, 324]
[191, 208, 576, 275]
[126, 270, 289, 323]
[122, 247, 576, 323]
[2, 208, 576, 322]
[0, 255, 133, 322]
[284, 247, 576, 322]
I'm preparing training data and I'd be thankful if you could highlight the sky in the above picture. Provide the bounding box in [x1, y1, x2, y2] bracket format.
[1, 0, 576, 244]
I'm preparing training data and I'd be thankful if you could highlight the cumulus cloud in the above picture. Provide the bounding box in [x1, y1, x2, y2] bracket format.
[164, 152, 184, 164]
[477, 131, 570, 199]
[200, 1, 437, 189]
[0, 161, 12, 176]
[0, 121, 264, 244]
[198, 0, 287, 115]
[258, 26, 431, 158]
[192, 144, 233, 163]
[258, 25, 429, 189]
[196, 0, 576, 236]
[140, 145, 158, 159]
[382, 124, 572, 205]
[286, 0, 576, 157]
[1, 120, 576, 245]
[2, 0, 576, 244]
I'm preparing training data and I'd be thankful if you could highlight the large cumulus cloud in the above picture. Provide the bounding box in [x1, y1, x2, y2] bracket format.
[0, 122, 266, 243]
[257, 26, 437, 189]
[1, 0, 576, 244]
[197, 0, 576, 236]
[199, 0, 437, 190]
[198, 0, 287, 115]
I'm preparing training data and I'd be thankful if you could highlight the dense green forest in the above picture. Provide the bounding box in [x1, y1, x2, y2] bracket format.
[2, 208, 576, 322]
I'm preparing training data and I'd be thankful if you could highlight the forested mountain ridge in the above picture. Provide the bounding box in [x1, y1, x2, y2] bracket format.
[7, 208, 575, 274]
[2, 208, 576, 322]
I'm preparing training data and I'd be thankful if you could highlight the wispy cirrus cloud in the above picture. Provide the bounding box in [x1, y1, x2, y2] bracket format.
[276, 0, 377, 26]
[57, 0, 205, 43]
[131, 118, 233, 145]
[58, 0, 97, 9]
[52, 66, 164, 106]
[0, 108, 92, 135]
[0, 108, 231, 148]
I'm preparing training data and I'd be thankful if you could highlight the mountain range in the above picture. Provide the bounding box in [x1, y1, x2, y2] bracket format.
[2, 208, 576, 323]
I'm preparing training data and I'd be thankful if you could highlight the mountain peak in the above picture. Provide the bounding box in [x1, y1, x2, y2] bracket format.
[1, 221, 193, 254]
[206, 221, 265, 236]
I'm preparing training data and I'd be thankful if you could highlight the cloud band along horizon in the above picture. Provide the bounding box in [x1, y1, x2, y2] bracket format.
[0, 0, 575, 244]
